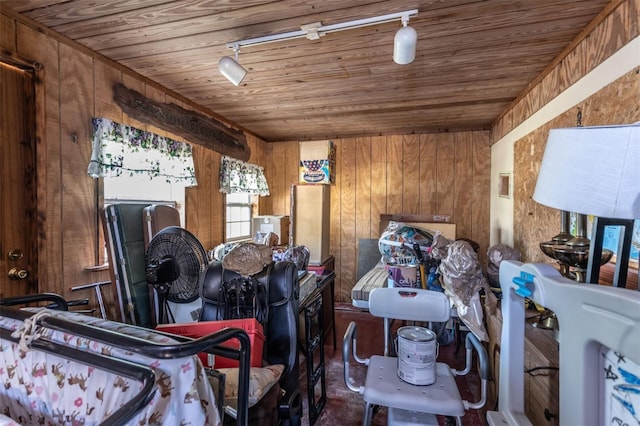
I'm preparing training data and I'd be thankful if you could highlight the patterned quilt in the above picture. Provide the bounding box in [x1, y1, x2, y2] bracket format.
[0, 310, 221, 425]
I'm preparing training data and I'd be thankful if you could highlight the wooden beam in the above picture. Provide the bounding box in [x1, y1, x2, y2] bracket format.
[113, 82, 250, 161]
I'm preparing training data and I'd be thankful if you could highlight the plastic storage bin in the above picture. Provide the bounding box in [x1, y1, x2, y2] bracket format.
[157, 318, 265, 368]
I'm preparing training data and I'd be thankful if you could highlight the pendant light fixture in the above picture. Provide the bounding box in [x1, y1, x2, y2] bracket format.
[393, 15, 418, 65]
[218, 45, 247, 86]
[219, 9, 418, 85]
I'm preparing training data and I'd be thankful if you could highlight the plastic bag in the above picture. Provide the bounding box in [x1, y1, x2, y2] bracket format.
[486, 244, 521, 288]
[438, 239, 490, 341]
[378, 221, 434, 265]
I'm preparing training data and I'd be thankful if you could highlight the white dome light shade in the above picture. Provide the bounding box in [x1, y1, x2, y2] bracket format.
[393, 25, 417, 65]
[218, 56, 247, 86]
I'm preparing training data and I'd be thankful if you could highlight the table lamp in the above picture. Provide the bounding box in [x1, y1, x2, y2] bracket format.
[532, 123, 640, 285]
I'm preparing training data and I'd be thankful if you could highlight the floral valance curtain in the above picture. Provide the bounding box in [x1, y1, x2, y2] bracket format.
[219, 155, 270, 196]
[87, 117, 197, 186]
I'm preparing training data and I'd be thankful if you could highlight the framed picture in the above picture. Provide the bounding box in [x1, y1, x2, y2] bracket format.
[571, 215, 640, 266]
[498, 172, 511, 199]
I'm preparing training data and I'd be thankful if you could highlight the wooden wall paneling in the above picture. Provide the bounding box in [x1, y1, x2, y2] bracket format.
[94, 60, 122, 122]
[266, 132, 492, 302]
[93, 61, 124, 269]
[329, 139, 342, 297]
[494, 108, 513, 144]
[471, 131, 491, 265]
[453, 132, 474, 240]
[581, 69, 640, 126]
[631, 0, 639, 37]
[541, 67, 563, 118]
[91, 60, 121, 269]
[210, 150, 224, 246]
[58, 42, 98, 293]
[401, 134, 420, 215]
[17, 23, 62, 294]
[264, 142, 286, 215]
[185, 144, 213, 248]
[338, 138, 357, 302]
[265, 141, 292, 216]
[559, 41, 586, 92]
[418, 133, 438, 216]
[246, 133, 261, 239]
[354, 136, 372, 299]
[386, 135, 403, 213]
[247, 133, 262, 164]
[514, 126, 555, 264]
[587, 1, 630, 71]
[355, 137, 372, 239]
[528, 84, 543, 121]
[0, 14, 15, 49]
[283, 140, 298, 218]
[247, 134, 269, 216]
[369, 136, 387, 237]
[510, 98, 528, 135]
[174, 98, 211, 245]
[435, 133, 455, 217]
[513, 90, 535, 128]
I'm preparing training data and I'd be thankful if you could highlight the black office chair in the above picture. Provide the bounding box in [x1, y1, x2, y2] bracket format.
[200, 260, 302, 425]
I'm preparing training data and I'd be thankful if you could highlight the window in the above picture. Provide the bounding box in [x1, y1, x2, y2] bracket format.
[103, 174, 185, 225]
[225, 193, 254, 241]
[89, 117, 198, 238]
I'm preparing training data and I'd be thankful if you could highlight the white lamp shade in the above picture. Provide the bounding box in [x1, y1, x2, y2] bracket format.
[393, 25, 417, 65]
[533, 123, 640, 219]
[218, 56, 247, 86]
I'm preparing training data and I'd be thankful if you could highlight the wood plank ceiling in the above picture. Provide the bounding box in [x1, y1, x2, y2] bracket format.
[2, 0, 613, 142]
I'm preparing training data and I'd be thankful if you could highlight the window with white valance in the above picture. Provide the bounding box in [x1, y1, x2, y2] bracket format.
[87, 117, 197, 187]
[219, 155, 269, 196]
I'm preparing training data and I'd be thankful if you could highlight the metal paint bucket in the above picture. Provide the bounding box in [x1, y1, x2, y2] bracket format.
[396, 326, 437, 385]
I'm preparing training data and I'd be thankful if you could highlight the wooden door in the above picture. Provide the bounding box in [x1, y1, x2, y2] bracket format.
[0, 61, 38, 298]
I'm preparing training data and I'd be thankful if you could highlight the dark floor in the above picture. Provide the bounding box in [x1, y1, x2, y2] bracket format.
[300, 303, 487, 426]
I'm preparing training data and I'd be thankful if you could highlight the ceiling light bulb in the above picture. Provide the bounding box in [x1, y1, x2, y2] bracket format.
[219, 55, 247, 86]
[393, 23, 417, 65]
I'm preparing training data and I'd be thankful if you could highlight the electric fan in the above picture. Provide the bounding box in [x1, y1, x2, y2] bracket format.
[145, 226, 208, 325]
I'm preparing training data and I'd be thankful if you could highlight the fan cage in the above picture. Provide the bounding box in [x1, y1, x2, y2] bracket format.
[146, 226, 207, 304]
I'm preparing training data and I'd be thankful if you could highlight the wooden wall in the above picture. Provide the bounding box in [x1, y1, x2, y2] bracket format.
[262, 133, 491, 303]
[491, 0, 639, 266]
[0, 11, 264, 318]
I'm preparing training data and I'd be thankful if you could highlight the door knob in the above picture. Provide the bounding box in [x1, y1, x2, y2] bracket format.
[8, 268, 29, 280]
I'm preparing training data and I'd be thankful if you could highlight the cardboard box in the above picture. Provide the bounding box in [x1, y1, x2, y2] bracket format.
[156, 318, 264, 368]
[291, 184, 331, 264]
[299, 140, 336, 184]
